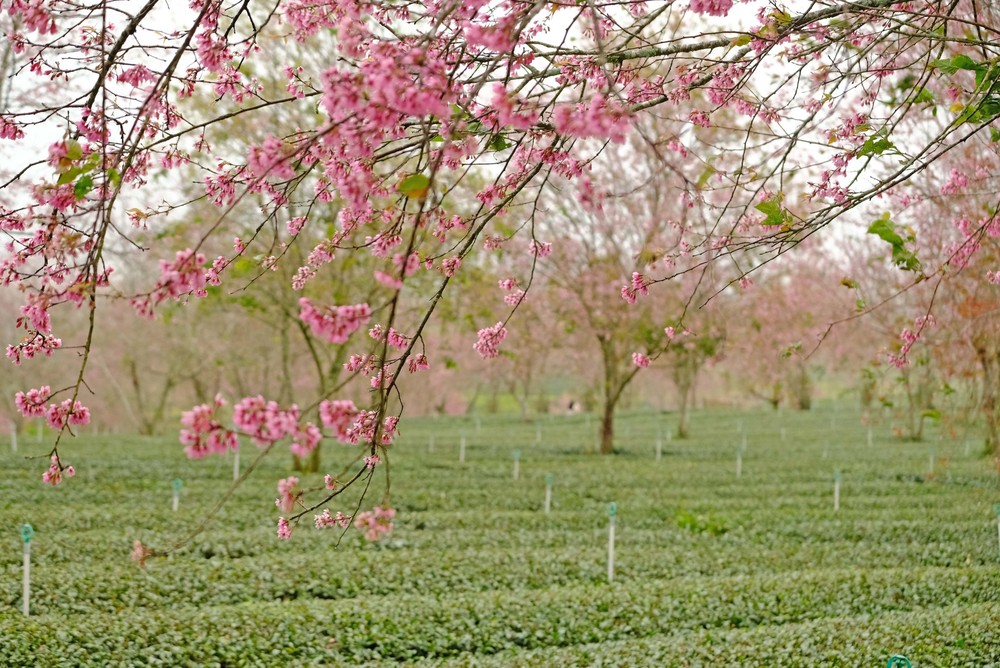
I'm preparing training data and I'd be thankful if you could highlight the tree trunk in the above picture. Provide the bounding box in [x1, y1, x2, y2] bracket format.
[975, 337, 1000, 455]
[598, 337, 619, 454]
[600, 396, 616, 454]
[677, 381, 691, 438]
[673, 353, 699, 439]
[792, 363, 812, 410]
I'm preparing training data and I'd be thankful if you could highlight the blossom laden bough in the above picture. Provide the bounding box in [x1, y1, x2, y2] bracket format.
[3, 0, 1000, 545]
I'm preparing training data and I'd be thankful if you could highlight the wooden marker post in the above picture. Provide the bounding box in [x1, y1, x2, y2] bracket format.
[834, 469, 841, 512]
[544, 473, 553, 514]
[20, 524, 33, 616]
[459, 434, 466, 464]
[172, 479, 182, 512]
[607, 502, 617, 583]
[512, 450, 520, 481]
[10, 424, 16, 454]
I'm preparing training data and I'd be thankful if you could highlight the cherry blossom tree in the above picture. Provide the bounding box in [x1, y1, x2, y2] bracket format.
[4, 0, 1000, 544]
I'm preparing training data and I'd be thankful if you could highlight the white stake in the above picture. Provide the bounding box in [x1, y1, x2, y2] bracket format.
[928, 449, 936, 476]
[655, 437, 662, 462]
[666, 429, 672, 444]
[459, 434, 466, 464]
[834, 470, 841, 512]
[607, 503, 617, 583]
[10, 425, 17, 454]
[867, 426, 873, 448]
[544, 473, 552, 514]
[172, 479, 181, 512]
[512, 450, 520, 481]
[20, 524, 33, 616]
[233, 447, 241, 481]
[736, 452, 742, 477]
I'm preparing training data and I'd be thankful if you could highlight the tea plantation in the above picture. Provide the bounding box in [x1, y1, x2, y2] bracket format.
[2, 405, 999, 666]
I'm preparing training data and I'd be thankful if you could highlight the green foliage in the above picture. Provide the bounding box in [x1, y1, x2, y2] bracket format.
[396, 174, 431, 200]
[932, 54, 1000, 127]
[931, 54, 984, 76]
[0, 406, 996, 666]
[73, 174, 93, 199]
[755, 195, 792, 227]
[674, 509, 727, 535]
[857, 129, 897, 158]
[867, 212, 921, 272]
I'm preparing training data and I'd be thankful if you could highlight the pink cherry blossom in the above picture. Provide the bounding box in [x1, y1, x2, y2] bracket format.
[474, 321, 508, 359]
[632, 352, 651, 368]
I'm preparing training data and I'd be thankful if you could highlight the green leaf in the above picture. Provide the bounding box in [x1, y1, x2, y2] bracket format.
[755, 196, 790, 227]
[697, 165, 717, 189]
[82, 153, 100, 174]
[932, 54, 983, 75]
[965, 97, 1000, 125]
[106, 169, 121, 187]
[867, 213, 921, 272]
[57, 167, 82, 185]
[396, 173, 431, 200]
[488, 134, 510, 152]
[867, 213, 905, 247]
[65, 140, 84, 161]
[911, 88, 935, 105]
[857, 134, 895, 157]
[730, 34, 752, 47]
[991, 127, 1000, 143]
[73, 174, 93, 199]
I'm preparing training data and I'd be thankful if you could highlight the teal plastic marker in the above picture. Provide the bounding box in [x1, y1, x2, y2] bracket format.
[20, 524, 34, 616]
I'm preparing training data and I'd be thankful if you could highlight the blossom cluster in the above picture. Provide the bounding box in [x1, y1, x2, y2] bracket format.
[354, 506, 396, 541]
